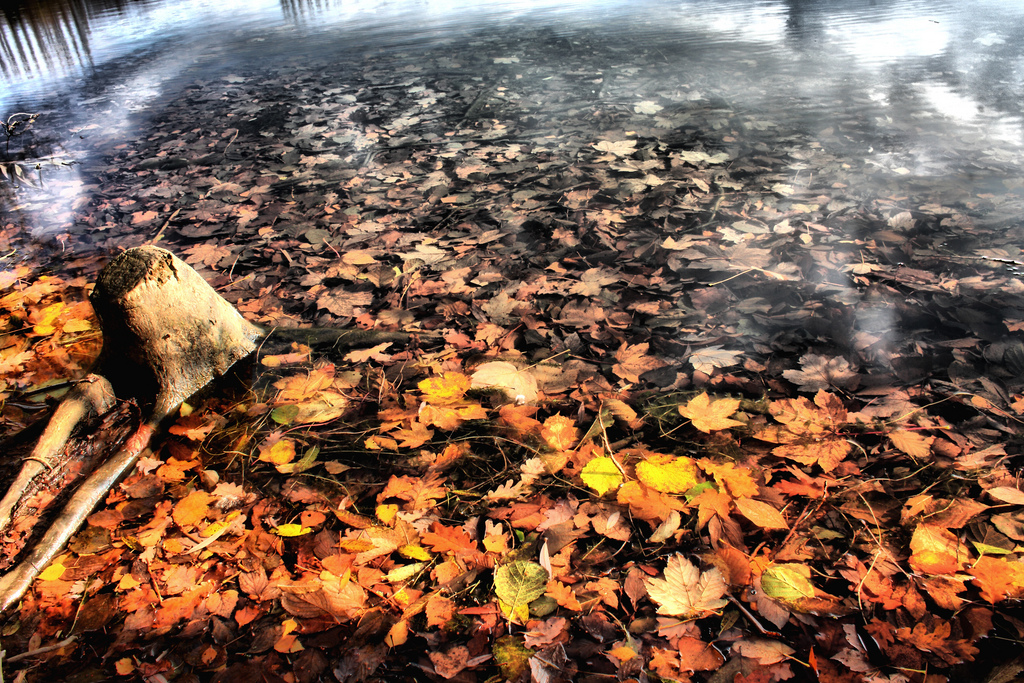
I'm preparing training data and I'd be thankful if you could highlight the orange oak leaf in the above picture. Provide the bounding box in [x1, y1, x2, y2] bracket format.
[421, 522, 476, 554]
[968, 555, 1024, 603]
[545, 580, 582, 611]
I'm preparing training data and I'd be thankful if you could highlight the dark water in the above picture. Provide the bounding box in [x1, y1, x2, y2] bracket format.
[5, 0, 1024, 397]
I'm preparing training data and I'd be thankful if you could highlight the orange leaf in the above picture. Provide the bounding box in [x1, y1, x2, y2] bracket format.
[772, 438, 850, 473]
[541, 415, 578, 451]
[545, 580, 582, 611]
[678, 392, 743, 433]
[172, 490, 213, 528]
[258, 437, 296, 465]
[699, 459, 759, 498]
[426, 594, 456, 628]
[909, 523, 971, 575]
[969, 555, 1024, 603]
[421, 522, 476, 554]
[676, 637, 725, 672]
[889, 429, 935, 459]
[613, 341, 667, 383]
[734, 498, 788, 530]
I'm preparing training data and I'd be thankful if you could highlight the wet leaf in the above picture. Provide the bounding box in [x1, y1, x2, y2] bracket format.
[677, 392, 743, 433]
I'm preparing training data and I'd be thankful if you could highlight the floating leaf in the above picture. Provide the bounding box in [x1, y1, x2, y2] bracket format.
[687, 346, 741, 374]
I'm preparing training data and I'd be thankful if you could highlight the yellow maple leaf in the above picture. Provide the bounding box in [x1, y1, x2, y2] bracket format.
[678, 393, 744, 433]
[636, 454, 700, 494]
[418, 373, 471, 404]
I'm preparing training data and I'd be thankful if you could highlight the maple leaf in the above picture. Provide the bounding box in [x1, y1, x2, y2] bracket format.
[645, 555, 728, 618]
[782, 353, 859, 391]
[678, 392, 744, 433]
[698, 459, 759, 498]
[636, 454, 700, 493]
[687, 346, 741, 374]
[771, 438, 850, 473]
[418, 373, 471, 404]
[613, 342, 667, 383]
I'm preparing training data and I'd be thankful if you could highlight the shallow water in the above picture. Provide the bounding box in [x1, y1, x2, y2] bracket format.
[4, 0, 1024, 405]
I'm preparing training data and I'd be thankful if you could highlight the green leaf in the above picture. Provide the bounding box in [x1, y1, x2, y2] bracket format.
[494, 561, 547, 623]
[760, 564, 815, 603]
[276, 446, 320, 474]
[270, 404, 299, 424]
[581, 456, 622, 495]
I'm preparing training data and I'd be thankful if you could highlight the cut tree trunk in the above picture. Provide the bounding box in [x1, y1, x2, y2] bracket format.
[0, 246, 408, 614]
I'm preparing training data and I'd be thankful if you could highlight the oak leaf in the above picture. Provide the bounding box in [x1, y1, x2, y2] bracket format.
[678, 392, 743, 433]
[968, 555, 1024, 602]
[645, 555, 728, 618]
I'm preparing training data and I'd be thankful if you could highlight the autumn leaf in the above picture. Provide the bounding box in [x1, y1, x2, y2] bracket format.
[470, 361, 538, 403]
[678, 392, 743, 433]
[698, 459, 759, 499]
[968, 555, 1024, 603]
[687, 346, 741, 374]
[889, 429, 935, 459]
[760, 563, 815, 604]
[734, 498, 788, 530]
[581, 456, 622, 495]
[613, 341, 667, 383]
[782, 353, 858, 391]
[731, 638, 795, 665]
[541, 414, 577, 451]
[419, 373, 471, 404]
[909, 523, 971, 575]
[636, 454, 700, 493]
[494, 561, 547, 623]
[258, 437, 296, 466]
[172, 491, 213, 529]
[645, 555, 728, 618]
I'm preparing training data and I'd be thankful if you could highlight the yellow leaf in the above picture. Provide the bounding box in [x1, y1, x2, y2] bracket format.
[889, 429, 935, 459]
[678, 393, 744, 433]
[39, 561, 67, 581]
[636, 454, 699, 494]
[909, 523, 971, 574]
[274, 523, 313, 537]
[581, 456, 622, 495]
[259, 438, 296, 465]
[418, 373, 471, 404]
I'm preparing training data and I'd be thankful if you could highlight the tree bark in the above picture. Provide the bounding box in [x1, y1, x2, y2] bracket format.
[0, 247, 263, 612]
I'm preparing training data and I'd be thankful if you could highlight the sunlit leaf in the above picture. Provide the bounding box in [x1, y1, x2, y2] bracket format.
[677, 392, 743, 433]
[636, 454, 699, 494]
[734, 497, 788, 530]
[494, 561, 547, 623]
[581, 456, 622, 495]
[644, 555, 728, 618]
[419, 373, 471, 404]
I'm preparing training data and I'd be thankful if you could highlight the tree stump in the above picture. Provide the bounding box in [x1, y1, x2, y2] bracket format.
[0, 246, 264, 612]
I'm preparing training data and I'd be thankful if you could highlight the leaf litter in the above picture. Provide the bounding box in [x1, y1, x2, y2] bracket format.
[0, 19, 1022, 683]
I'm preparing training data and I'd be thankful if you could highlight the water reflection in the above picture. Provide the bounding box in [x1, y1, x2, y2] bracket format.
[0, 0, 93, 83]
